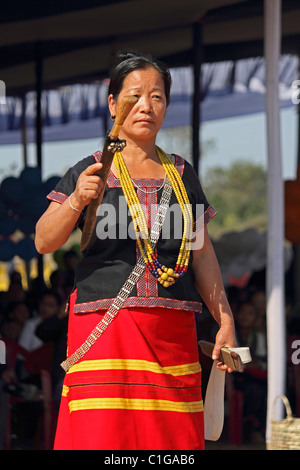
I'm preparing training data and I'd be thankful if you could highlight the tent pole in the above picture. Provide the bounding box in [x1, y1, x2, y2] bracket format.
[35, 41, 42, 170]
[293, 75, 300, 304]
[192, 21, 203, 177]
[264, 0, 286, 447]
[21, 95, 28, 168]
[35, 41, 45, 289]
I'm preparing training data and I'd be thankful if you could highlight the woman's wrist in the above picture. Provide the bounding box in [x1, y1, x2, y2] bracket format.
[68, 193, 84, 212]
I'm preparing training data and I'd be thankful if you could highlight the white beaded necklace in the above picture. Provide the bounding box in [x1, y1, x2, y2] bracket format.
[133, 174, 166, 193]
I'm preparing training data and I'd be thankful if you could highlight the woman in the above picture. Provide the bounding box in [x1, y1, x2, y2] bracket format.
[35, 52, 236, 450]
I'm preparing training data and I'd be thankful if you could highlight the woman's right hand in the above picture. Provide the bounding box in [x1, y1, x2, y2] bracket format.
[71, 162, 104, 211]
[35, 162, 104, 254]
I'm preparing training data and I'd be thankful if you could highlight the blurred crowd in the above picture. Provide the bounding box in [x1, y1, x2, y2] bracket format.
[0, 249, 80, 449]
[198, 268, 300, 445]
[1, 253, 300, 448]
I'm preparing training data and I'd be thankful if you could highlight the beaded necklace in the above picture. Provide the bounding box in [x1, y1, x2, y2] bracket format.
[133, 174, 166, 193]
[114, 146, 194, 288]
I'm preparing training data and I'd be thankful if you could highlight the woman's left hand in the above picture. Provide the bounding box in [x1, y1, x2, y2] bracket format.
[212, 323, 237, 373]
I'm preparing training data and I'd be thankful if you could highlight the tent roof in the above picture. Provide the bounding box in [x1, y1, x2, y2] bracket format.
[0, 55, 298, 145]
[1, 0, 300, 96]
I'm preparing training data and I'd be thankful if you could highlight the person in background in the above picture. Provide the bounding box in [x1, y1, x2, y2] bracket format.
[1, 301, 30, 343]
[233, 299, 267, 443]
[18, 290, 61, 352]
[35, 303, 68, 408]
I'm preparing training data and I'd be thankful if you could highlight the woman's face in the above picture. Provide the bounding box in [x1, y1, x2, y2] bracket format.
[39, 294, 59, 319]
[12, 303, 30, 324]
[108, 67, 167, 143]
[236, 303, 257, 328]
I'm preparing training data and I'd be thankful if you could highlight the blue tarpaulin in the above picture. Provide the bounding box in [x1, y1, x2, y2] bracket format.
[0, 55, 298, 145]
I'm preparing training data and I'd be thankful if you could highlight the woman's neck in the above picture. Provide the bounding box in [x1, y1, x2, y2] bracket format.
[111, 139, 165, 179]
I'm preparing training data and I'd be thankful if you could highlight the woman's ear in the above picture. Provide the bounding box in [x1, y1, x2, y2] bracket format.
[108, 94, 117, 120]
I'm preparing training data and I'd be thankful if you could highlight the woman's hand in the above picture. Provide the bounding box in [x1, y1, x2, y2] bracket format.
[70, 162, 104, 211]
[212, 323, 237, 373]
[35, 162, 104, 254]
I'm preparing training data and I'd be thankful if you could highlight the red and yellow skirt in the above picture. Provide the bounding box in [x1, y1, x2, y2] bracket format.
[54, 291, 204, 450]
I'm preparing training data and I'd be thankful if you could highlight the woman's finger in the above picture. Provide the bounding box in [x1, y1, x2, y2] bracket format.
[83, 162, 103, 175]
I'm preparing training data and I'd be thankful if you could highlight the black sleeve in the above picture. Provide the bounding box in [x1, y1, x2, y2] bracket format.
[46, 155, 96, 230]
[47, 155, 96, 204]
[181, 159, 217, 232]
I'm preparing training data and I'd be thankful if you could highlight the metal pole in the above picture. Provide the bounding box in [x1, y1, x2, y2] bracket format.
[293, 75, 300, 304]
[264, 0, 286, 446]
[192, 22, 203, 177]
[35, 41, 45, 289]
[21, 95, 28, 168]
[35, 42, 42, 170]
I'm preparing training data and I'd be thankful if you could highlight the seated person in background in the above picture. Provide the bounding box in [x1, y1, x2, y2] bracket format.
[1, 301, 30, 343]
[36, 303, 68, 407]
[251, 289, 267, 336]
[49, 269, 67, 304]
[235, 299, 267, 367]
[1, 291, 62, 400]
[18, 290, 61, 352]
[2, 271, 27, 309]
[233, 299, 267, 443]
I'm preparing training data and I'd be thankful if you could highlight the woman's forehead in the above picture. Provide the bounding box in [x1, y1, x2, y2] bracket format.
[122, 67, 165, 90]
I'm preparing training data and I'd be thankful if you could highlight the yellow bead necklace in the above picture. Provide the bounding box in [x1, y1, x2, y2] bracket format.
[114, 146, 194, 288]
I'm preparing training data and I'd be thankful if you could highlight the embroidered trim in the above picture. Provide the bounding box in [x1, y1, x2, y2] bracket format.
[47, 190, 68, 204]
[93, 151, 185, 188]
[194, 205, 217, 232]
[72, 296, 202, 314]
[136, 186, 158, 298]
[46, 192, 216, 230]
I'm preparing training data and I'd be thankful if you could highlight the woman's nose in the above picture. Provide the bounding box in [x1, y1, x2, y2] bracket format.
[139, 96, 152, 113]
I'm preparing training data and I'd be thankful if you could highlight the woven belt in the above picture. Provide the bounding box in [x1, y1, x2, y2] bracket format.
[61, 176, 173, 372]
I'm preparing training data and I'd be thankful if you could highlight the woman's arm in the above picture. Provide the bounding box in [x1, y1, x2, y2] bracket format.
[192, 226, 236, 371]
[35, 162, 103, 254]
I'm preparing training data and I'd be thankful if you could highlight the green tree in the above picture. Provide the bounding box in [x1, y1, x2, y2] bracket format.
[202, 160, 267, 238]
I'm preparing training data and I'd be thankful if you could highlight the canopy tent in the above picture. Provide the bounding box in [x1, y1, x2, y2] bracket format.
[1, 0, 300, 96]
[1, 0, 300, 169]
[0, 54, 298, 145]
[0, 0, 298, 447]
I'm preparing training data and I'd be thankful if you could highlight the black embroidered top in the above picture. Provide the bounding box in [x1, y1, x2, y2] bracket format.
[47, 151, 216, 314]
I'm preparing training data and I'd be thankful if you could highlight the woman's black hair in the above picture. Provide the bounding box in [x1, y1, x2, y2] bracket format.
[108, 51, 172, 106]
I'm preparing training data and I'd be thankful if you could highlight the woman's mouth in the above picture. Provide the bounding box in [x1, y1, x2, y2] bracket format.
[137, 119, 154, 124]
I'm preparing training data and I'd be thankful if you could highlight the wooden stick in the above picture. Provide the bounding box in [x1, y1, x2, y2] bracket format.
[80, 96, 138, 251]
